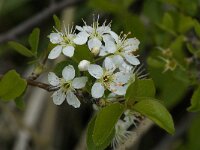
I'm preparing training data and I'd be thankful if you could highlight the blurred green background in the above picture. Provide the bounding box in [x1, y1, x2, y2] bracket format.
[0, 0, 200, 150]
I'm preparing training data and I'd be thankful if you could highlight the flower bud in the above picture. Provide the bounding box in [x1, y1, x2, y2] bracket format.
[78, 60, 91, 71]
[91, 47, 100, 56]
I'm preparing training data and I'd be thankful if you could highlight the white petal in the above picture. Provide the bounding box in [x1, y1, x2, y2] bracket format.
[91, 82, 105, 98]
[109, 31, 119, 42]
[73, 31, 89, 45]
[112, 55, 124, 67]
[62, 65, 75, 81]
[72, 77, 88, 89]
[110, 84, 128, 95]
[62, 46, 75, 57]
[105, 41, 117, 53]
[88, 64, 103, 79]
[52, 90, 65, 105]
[49, 33, 63, 44]
[103, 57, 116, 72]
[88, 37, 102, 50]
[48, 72, 60, 86]
[76, 25, 84, 31]
[124, 53, 140, 65]
[83, 25, 93, 33]
[114, 72, 131, 84]
[48, 45, 62, 59]
[66, 91, 80, 108]
[103, 34, 114, 43]
[124, 38, 140, 51]
[99, 46, 108, 56]
[97, 26, 111, 34]
[119, 62, 133, 73]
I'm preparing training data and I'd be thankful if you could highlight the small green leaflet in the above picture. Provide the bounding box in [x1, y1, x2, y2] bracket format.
[92, 103, 124, 146]
[187, 85, 200, 112]
[8, 41, 35, 57]
[15, 96, 25, 110]
[0, 70, 27, 101]
[28, 28, 40, 55]
[53, 15, 61, 30]
[132, 98, 175, 134]
[194, 20, 200, 38]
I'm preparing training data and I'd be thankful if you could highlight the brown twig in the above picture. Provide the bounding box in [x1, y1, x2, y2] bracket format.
[26, 79, 58, 92]
[0, 0, 85, 44]
[0, 74, 57, 92]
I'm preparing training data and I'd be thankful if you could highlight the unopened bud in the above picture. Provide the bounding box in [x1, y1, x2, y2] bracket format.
[78, 60, 91, 71]
[91, 47, 100, 56]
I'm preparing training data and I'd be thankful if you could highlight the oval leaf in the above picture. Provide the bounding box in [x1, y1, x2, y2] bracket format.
[53, 15, 61, 30]
[126, 78, 155, 101]
[28, 28, 40, 55]
[132, 98, 175, 134]
[8, 41, 35, 57]
[0, 70, 27, 101]
[187, 86, 200, 112]
[87, 115, 115, 150]
[93, 103, 124, 146]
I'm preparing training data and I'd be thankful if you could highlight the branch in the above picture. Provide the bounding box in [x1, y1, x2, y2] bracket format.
[26, 79, 58, 92]
[0, 74, 57, 92]
[0, 0, 85, 44]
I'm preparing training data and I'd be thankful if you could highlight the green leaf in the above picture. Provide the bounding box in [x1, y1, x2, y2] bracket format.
[15, 96, 25, 110]
[162, 13, 174, 30]
[187, 43, 196, 55]
[186, 114, 200, 150]
[73, 45, 94, 62]
[156, 13, 176, 36]
[132, 98, 175, 134]
[178, 15, 194, 33]
[126, 78, 156, 101]
[87, 115, 115, 150]
[93, 103, 124, 146]
[194, 20, 200, 38]
[28, 28, 40, 55]
[0, 70, 27, 101]
[53, 15, 61, 30]
[8, 41, 35, 57]
[187, 86, 200, 112]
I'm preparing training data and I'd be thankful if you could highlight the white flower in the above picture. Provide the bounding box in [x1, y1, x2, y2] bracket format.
[78, 60, 91, 71]
[124, 110, 141, 127]
[48, 25, 76, 59]
[48, 65, 88, 108]
[112, 120, 134, 150]
[88, 57, 131, 98]
[73, 17, 112, 55]
[104, 31, 140, 66]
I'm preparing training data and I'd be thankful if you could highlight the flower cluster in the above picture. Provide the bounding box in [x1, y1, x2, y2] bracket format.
[47, 17, 141, 108]
[46, 17, 143, 150]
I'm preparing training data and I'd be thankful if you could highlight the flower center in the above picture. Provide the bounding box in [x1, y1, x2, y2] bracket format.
[61, 81, 72, 92]
[103, 75, 110, 83]
[102, 73, 113, 88]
